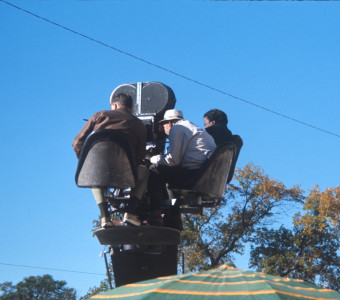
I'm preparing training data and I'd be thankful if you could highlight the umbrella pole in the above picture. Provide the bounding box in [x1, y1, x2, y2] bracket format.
[104, 249, 113, 289]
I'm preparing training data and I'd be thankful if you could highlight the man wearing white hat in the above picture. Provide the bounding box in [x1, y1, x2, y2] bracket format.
[147, 109, 216, 229]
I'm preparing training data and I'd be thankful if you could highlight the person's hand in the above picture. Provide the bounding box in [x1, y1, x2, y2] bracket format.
[150, 155, 161, 164]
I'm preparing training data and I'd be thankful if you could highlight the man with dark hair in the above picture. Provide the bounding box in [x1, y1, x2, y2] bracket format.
[73, 93, 147, 228]
[203, 109, 233, 146]
[148, 109, 216, 229]
[204, 108, 243, 184]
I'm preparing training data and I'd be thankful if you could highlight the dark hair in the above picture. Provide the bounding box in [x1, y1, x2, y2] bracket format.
[204, 109, 228, 125]
[111, 93, 133, 110]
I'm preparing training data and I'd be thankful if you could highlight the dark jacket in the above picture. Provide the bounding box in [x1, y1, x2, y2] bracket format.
[205, 123, 233, 147]
[72, 108, 147, 165]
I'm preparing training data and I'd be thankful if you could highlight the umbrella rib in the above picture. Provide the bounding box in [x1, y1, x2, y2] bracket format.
[127, 278, 334, 293]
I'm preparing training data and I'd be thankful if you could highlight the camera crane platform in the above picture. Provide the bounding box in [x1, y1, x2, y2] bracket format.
[75, 82, 242, 287]
[95, 225, 180, 246]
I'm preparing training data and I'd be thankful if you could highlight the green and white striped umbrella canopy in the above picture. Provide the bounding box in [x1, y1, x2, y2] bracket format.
[91, 265, 340, 300]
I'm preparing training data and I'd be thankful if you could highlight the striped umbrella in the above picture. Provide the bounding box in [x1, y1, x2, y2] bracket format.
[91, 265, 340, 299]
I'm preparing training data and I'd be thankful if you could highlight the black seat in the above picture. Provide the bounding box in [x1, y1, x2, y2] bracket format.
[75, 130, 138, 189]
[227, 134, 243, 184]
[168, 144, 236, 209]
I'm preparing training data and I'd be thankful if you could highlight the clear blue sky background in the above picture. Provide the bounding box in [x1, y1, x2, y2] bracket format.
[1, 1, 339, 298]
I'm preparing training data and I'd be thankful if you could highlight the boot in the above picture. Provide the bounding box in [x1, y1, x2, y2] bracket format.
[123, 196, 141, 226]
[101, 216, 115, 229]
[98, 202, 115, 228]
[123, 213, 141, 226]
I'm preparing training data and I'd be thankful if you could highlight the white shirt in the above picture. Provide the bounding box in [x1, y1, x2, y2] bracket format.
[151, 120, 216, 169]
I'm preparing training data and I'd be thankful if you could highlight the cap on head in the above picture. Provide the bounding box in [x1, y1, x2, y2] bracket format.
[159, 109, 183, 124]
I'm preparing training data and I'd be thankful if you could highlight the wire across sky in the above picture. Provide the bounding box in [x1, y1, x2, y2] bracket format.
[0, 262, 105, 276]
[1, 0, 339, 139]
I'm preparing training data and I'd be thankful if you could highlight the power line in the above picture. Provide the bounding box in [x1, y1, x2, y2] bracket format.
[0, 262, 105, 276]
[2, 0, 339, 139]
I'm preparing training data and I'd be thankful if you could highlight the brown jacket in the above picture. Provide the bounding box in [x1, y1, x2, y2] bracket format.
[72, 108, 147, 165]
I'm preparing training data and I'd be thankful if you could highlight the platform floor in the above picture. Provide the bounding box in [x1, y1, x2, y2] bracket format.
[94, 225, 180, 246]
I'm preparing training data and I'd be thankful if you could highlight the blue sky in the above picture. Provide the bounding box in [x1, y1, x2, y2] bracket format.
[1, 1, 339, 298]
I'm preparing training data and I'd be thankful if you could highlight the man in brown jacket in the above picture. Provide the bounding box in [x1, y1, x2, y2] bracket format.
[73, 93, 147, 228]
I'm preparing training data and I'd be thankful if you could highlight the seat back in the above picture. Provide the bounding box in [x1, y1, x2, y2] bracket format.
[75, 130, 138, 189]
[191, 144, 235, 196]
[227, 134, 243, 184]
[168, 144, 235, 199]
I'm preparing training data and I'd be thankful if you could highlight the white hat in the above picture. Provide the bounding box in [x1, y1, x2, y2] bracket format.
[159, 109, 183, 124]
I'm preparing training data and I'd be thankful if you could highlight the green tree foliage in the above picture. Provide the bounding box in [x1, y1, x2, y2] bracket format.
[0, 282, 16, 300]
[180, 163, 304, 272]
[79, 280, 110, 300]
[250, 186, 340, 291]
[0, 274, 76, 300]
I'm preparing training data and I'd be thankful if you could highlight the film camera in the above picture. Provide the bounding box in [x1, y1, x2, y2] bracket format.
[110, 81, 176, 159]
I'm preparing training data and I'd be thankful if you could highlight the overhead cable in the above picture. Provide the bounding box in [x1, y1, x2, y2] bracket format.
[1, 0, 339, 139]
[0, 262, 105, 276]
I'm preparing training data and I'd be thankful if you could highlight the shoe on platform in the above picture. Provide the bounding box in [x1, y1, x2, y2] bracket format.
[123, 213, 141, 226]
[101, 217, 115, 229]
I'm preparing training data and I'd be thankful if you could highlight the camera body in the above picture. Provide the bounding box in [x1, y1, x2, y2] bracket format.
[110, 82, 176, 157]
